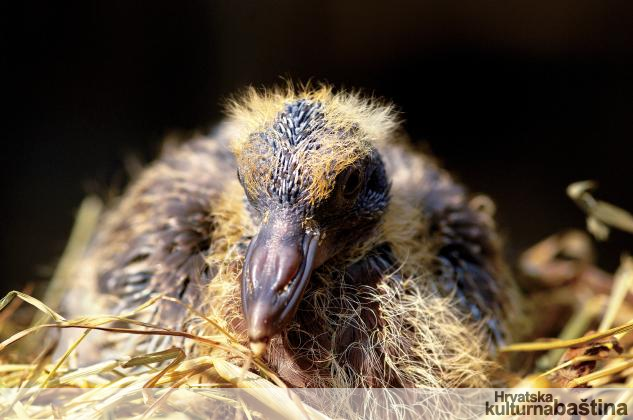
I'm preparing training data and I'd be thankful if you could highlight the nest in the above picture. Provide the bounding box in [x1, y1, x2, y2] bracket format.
[1, 180, 632, 418]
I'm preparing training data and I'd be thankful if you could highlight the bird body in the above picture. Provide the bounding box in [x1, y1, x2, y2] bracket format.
[57, 85, 520, 388]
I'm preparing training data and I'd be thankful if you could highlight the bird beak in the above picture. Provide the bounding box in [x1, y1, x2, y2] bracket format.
[241, 218, 320, 355]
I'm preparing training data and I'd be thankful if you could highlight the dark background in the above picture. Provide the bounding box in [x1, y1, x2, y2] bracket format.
[3, 1, 632, 294]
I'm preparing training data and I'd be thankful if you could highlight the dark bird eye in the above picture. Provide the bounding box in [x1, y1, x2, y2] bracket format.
[342, 169, 362, 199]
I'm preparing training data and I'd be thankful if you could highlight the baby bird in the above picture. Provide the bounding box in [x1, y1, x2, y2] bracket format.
[57, 85, 520, 388]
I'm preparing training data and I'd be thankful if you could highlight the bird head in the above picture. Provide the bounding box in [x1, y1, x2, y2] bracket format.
[228, 85, 398, 353]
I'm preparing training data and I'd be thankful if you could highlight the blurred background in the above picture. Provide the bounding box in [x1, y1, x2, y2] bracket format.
[3, 1, 633, 295]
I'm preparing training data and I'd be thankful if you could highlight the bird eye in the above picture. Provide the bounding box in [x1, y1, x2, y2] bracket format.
[342, 169, 363, 199]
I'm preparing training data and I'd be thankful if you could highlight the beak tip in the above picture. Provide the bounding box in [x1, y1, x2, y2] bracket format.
[249, 341, 268, 357]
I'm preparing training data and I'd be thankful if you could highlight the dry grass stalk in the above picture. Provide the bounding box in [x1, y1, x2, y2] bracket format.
[0, 285, 329, 418]
[502, 182, 633, 388]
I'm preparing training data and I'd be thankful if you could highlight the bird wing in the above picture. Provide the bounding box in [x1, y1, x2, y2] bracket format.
[381, 139, 518, 347]
[59, 126, 238, 362]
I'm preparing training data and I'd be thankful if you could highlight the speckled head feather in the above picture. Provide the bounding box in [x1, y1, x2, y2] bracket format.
[227, 84, 399, 207]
